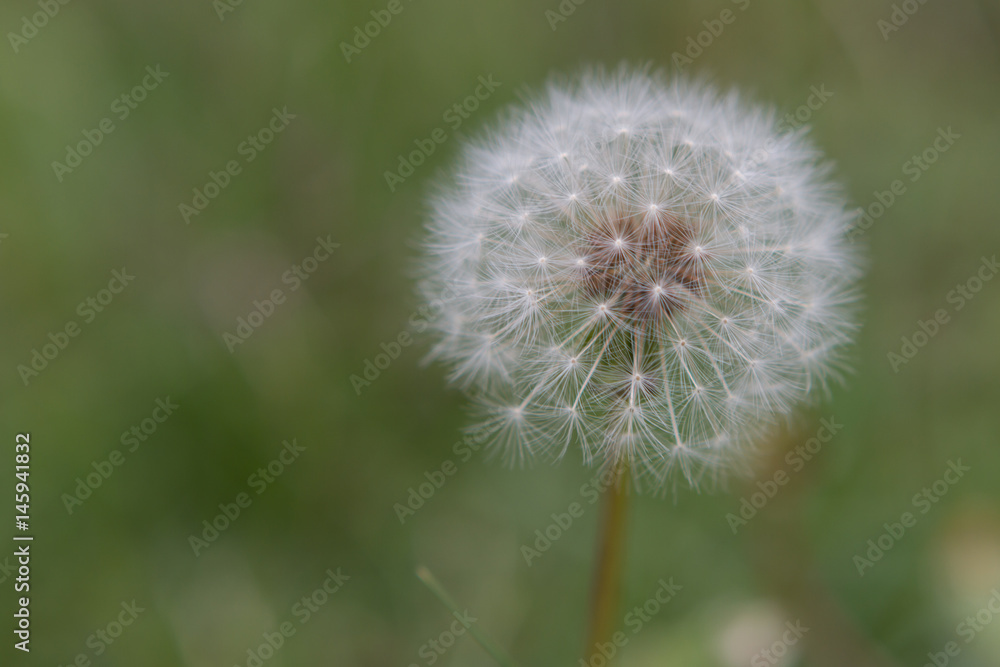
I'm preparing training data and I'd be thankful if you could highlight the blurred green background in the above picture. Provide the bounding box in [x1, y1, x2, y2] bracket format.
[1, 0, 999, 665]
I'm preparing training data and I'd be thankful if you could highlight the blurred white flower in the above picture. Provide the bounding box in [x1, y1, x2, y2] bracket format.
[419, 66, 861, 491]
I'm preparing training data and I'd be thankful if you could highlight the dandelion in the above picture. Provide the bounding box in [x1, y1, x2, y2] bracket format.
[418, 65, 862, 663]
[421, 66, 861, 491]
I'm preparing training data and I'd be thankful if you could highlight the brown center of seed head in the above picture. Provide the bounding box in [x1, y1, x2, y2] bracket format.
[582, 212, 701, 325]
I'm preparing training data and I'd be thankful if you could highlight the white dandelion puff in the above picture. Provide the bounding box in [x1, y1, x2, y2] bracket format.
[419, 66, 862, 492]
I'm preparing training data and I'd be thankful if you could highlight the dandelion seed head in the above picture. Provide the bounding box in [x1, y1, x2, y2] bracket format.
[420, 66, 862, 492]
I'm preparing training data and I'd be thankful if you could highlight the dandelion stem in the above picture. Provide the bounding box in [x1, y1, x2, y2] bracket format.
[416, 566, 519, 667]
[583, 463, 630, 662]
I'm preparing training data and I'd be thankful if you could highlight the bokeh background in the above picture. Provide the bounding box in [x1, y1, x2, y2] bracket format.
[1, 0, 999, 665]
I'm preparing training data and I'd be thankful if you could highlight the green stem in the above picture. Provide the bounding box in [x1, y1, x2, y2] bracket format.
[416, 566, 519, 667]
[583, 464, 630, 662]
